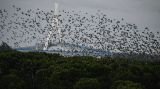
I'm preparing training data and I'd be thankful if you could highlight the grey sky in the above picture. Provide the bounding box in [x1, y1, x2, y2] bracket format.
[0, 0, 160, 32]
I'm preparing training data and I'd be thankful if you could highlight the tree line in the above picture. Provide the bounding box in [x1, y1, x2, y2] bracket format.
[0, 50, 160, 89]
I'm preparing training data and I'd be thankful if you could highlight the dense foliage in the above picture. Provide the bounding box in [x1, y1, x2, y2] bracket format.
[0, 51, 160, 89]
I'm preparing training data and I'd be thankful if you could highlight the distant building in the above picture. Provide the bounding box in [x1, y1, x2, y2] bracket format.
[35, 42, 45, 51]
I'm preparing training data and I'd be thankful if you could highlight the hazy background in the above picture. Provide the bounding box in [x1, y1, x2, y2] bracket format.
[0, 0, 160, 32]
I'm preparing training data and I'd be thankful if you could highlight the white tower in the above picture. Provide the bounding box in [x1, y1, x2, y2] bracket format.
[54, 2, 62, 43]
[43, 2, 61, 51]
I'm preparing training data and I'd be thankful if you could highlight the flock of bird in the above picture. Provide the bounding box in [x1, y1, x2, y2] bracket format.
[0, 5, 160, 56]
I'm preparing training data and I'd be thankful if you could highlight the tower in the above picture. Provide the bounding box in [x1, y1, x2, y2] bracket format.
[43, 2, 61, 51]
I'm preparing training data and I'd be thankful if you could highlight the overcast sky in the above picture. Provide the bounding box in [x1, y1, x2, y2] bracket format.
[0, 0, 160, 32]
